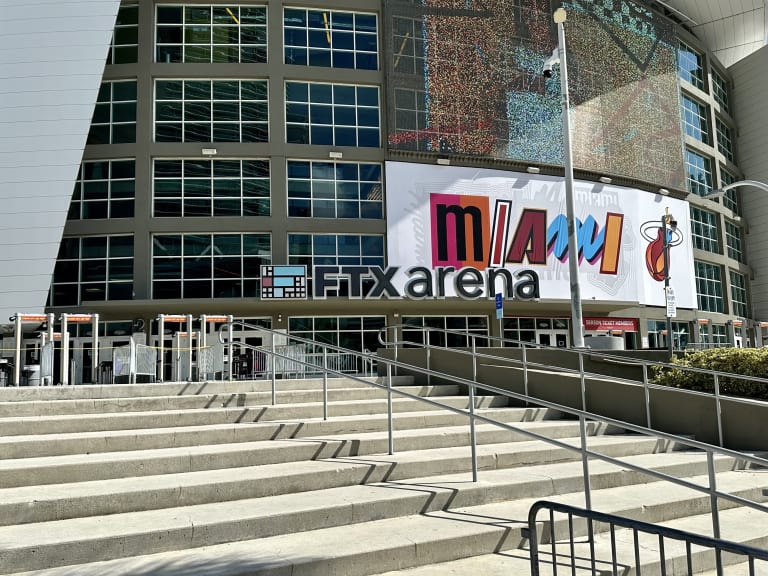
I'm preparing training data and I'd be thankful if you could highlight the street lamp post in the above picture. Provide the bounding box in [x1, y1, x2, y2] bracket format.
[547, 7, 585, 348]
[661, 209, 677, 359]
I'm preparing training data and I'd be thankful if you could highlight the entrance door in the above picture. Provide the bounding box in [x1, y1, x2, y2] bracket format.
[537, 330, 569, 348]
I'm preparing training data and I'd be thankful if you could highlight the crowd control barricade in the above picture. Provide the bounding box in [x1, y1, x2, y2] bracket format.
[112, 339, 158, 384]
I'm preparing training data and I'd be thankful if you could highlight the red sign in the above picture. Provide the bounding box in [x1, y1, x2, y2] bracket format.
[584, 318, 639, 332]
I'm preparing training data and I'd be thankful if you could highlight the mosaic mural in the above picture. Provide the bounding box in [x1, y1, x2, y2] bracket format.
[386, 0, 686, 189]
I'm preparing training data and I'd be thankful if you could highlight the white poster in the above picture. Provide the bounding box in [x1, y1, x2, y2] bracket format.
[385, 161, 697, 308]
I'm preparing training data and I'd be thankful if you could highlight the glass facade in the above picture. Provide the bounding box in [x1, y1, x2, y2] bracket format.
[51, 236, 134, 306]
[152, 233, 271, 299]
[685, 148, 713, 196]
[108, 4, 139, 64]
[695, 261, 724, 313]
[153, 158, 270, 217]
[284, 8, 378, 70]
[155, 79, 269, 142]
[70, 160, 135, 220]
[287, 161, 383, 219]
[681, 95, 709, 144]
[87, 81, 137, 145]
[690, 207, 719, 253]
[285, 81, 380, 147]
[678, 41, 705, 90]
[156, 5, 267, 63]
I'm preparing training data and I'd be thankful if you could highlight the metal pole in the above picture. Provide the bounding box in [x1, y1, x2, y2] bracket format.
[322, 345, 328, 421]
[186, 314, 193, 381]
[158, 315, 165, 383]
[386, 361, 394, 455]
[662, 214, 674, 359]
[61, 314, 69, 386]
[556, 8, 585, 349]
[13, 314, 22, 386]
[469, 335, 478, 482]
[227, 316, 234, 382]
[92, 314, 99, 384]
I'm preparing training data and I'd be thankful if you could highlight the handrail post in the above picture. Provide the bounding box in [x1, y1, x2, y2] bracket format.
[386, 360, 394, 455]
[469, 335, 478, 482]
[714, 372, 724, 447]
[642, 362, 652, 430]
[425, 327, 431, 386]
[579, 351, 586, 412]
[522, 342, 529, 401]
[322, 345, 328, 421]
[707, 451, 722, 543]
[580, 414, 592, 511]
[271, 335, 276, 406]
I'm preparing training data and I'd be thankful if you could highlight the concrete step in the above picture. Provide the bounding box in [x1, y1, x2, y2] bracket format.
[3, 464, 763, 575]
[0, 420, 604, 525]
[0, 403, 563, 436]
[0, 376, 414, 402]
[0, 426, 644, 489]
[0, 448, 742, 528]
[0, 413, 585, 459]
[0, 383, 460, 418]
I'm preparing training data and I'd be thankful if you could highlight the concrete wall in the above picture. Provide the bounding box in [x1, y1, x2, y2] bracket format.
[378, 347, 768, 450]
[730, 46, 768, 322]
[0, 0, 120, 321]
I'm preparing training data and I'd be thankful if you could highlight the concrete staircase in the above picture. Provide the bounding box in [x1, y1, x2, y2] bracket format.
[0, 376, 765, 575]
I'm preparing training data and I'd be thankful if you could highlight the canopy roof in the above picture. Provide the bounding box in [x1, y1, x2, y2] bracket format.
[654, 0, 766, 67]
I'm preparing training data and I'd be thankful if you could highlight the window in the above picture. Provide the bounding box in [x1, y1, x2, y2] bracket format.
[392, 88, 428, 150]
[155, 79, 268, 142]
[87, 80, 137, 144]
[285, 81, 380, 147]
[288, 316, 385, 356]
[288, 233, 385, 296]
[51, 236, 134, 306]
[108, 4, 138, 64]
[647, 319, 690, 350]
[501, 317, 537, 346]
[678, 41, 704, 90]
[720, 169, 740, 215]
[680, 95, 709, 144]
[685, 148, 713, 196]
[730, 271, 748, 318]
[287, 160, 382, 219]
[711, 69, 730, 114]
[401, 316, 489, 348]
[699, 323, 728, 349]
[152, 233, 271, 299]
[156, 5, 267, 63]
[392, 17, 424, 75]
[725, 221, 744, 262]
[716, 118, 734, 163]
[689, 207, 719, 253]
[695, 261, 724, 313]
[69, 160, 135, 220]
[153, 158, 270, 217]
[284, 8, 377, 70]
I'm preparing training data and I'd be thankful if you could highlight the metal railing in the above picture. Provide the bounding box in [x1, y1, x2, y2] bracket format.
[220, 320, 768, 551]
[378, 324, 768, 448]
[528, 500, 768, 576]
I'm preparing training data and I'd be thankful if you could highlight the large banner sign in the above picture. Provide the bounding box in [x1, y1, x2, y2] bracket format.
[385, 162, 697, 308]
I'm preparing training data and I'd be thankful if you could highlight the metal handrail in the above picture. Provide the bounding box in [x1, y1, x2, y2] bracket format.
[378, 323, 768, 447]
[528, 500, 768, 576]
[220, 321, 768, 544]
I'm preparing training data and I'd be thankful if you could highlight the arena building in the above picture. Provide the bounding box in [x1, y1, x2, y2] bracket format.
[1, 0, 767, 383]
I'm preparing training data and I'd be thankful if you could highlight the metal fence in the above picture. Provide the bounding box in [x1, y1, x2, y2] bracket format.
[528, 500, 768, 576]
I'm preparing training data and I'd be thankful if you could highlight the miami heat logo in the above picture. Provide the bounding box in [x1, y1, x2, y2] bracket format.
[640, 220, 684, 281]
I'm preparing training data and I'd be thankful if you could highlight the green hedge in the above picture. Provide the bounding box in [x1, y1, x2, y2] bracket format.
[653, 348, 768, 401]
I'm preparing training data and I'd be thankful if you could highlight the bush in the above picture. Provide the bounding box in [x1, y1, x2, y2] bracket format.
[652, 348, 768, 401]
